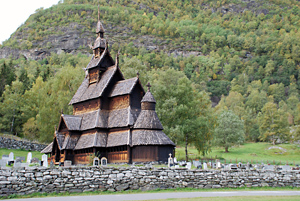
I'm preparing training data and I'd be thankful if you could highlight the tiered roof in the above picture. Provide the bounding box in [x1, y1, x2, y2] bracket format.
[41, 12, 175, 155]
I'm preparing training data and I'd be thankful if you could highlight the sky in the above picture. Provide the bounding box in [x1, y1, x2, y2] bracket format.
[0, 0, 60, 44]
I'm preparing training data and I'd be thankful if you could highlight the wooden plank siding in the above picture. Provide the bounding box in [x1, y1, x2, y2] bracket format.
[73, 99, 101, 115]
[109, 95, 129, 110]
[132, 146, 158, 162]
[108, 151, 128, 163]
[74, 153, 92, 164]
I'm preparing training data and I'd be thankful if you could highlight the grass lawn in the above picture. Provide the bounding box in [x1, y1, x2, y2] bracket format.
[175, 142, 300, 165]
[0, 148, 44, 160]
[144, 196, 300, 201]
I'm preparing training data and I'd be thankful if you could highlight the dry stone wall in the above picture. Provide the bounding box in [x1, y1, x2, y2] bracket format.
[1, 166, 300, 197]
[0, 136, 47, 151]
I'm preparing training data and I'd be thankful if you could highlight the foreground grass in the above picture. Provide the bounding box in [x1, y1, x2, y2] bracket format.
[2, 186, 299, 200]
[175, 143, 300, 165]
[145, 196, 300, 201]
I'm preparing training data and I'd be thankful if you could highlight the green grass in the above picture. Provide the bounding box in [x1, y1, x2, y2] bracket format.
[175, 143, 300, 165]
[145, 196, 300, 201]
[1, 186, 299, 200]
[0, 148, 44, 160]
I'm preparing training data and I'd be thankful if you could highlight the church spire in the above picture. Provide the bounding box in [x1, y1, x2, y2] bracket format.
[96, 5, 105, 37]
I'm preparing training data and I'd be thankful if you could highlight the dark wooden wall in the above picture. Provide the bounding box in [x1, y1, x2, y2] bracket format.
[101, 70, 124, 110]
[132, 145, 158, 162]
[109, 95, 129, 110]
[73, 99, 101, 115]
[130, 84, 144, 109]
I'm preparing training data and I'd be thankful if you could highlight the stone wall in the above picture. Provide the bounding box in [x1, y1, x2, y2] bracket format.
[0, 136, 47, 151]
[1, 166, 300, 197]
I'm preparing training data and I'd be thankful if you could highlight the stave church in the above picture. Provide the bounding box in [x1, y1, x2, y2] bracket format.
[41, 11, 175, 165]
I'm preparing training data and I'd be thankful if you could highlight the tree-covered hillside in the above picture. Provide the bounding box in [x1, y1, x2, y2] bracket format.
[1, 0, 300, 153]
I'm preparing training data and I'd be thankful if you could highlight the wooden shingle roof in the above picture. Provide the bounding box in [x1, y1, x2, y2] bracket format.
[61, 135, 80, 150]
[132, 130, 175, 146]
[141, 91, 156, 103]
[106, 131, 130, 147]
[109, 77, 139, 97]
[69, 65, 118, 105]
[134, 110, 163, 130]
[55, 132, 65, 149]
[96, 20, 105, 33]
[74, 132, 107, 150]
[41, 142, 53, 153]
[108, 107, 140, 128]
[93, 37, 106, 49]
[62, 114, 82, 131]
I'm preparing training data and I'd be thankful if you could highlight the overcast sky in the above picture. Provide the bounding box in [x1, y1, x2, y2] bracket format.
[0, 0, 60, 44]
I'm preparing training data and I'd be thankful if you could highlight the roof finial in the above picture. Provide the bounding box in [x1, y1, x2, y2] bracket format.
[54, 125, 57, 131]
[98, 5, 100, 22]
[146, 82, 151, 92]
[116, 49, 120, 68]
[61, 109, 63, 114]
[137, 71, 140, 78]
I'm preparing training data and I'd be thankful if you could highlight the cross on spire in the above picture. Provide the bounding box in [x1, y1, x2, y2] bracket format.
[61, 109, 63, 114]
[146, 82, 151, 92]
[137, 71, 140, 78]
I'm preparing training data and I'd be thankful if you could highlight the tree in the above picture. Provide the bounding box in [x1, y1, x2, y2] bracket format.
[258, 102, 289, 145]
[214, 110, 245, 152]
[149, 68, 214, 161]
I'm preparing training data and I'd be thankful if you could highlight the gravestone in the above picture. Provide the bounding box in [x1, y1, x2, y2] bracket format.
[16, 157, 25, 163]
[31, 157, 40, 164]
[50, 161, 54, 169]
[64, 160, 72, 167]
[42, 154, 48, 167]
[8, 152, 14, 165]
[203, 162, 207, 170]
[216, 159, 221, 169]
[27, 152, 32, 164]
[186, 162, 191, 169]
[93, 157, 100, 166]
[21, 163, 29, 168]
[0, 159, 6, 167]
[193, 160, 201, 168]
[174, 157, 178, 165]
[101, 157, 107, 166]
[175, 165, 179, 168]
[168, 153, 173, 168]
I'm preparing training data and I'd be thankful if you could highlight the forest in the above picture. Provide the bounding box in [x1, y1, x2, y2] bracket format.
[1, 0, 300, 155]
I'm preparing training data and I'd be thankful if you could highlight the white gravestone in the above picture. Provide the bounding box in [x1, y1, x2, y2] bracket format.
[42, 154, 48, 167]
[27, 152, 32, 163]
[186, 162, 192, 169]
[203, 162, 207, 170]
[9, 152, 14, 161]
[64, 160, 72, 167]
[93, 157, 100, 166]
[216, 159, 221, 169]
[101, 157, 107, 166]
[168, 153, 174, 168]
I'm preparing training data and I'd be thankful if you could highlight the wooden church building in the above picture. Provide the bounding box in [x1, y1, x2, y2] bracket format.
[41, 13, 175, 165]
